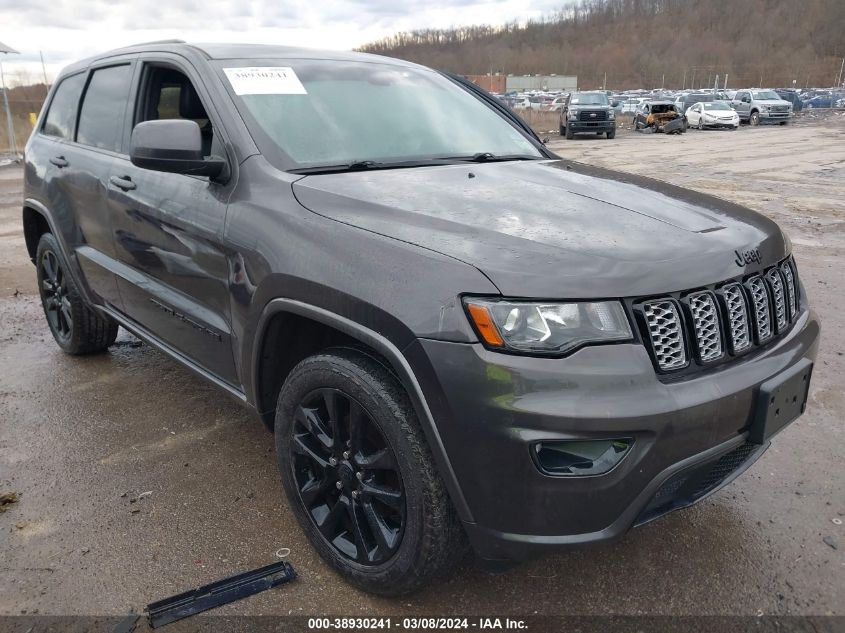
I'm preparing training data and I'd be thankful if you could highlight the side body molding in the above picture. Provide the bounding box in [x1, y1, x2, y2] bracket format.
[252, 298, 474, 523]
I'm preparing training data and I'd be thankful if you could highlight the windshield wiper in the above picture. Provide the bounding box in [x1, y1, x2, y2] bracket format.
[446, 152, 541, 163]
[288, 153, 541, 175]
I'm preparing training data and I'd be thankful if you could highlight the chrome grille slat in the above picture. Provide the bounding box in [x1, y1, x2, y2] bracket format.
[780, 261, 797, 319]
[747, 276, 773, 342]
[765, 269, 788, 331]
[687, 291, 723, 362]
[721, 283, 751, 353]
[643, 300, 687, 370]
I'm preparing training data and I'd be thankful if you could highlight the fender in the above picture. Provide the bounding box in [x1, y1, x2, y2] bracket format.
[23, 197, 98, 307]
[252, 297, 474, 523]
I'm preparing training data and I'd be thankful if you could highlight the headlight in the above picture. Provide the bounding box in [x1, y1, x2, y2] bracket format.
[464, 298, 633, 355]
[608, 111, 615, 120]
[568, 109, 579, 119]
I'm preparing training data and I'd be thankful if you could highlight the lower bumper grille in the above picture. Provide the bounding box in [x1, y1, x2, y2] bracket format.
[636, 442, 760, 525]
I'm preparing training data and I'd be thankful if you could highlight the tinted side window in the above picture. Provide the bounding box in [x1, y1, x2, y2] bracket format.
[77, 65, 133, 152]
[42, 73, 86, 139]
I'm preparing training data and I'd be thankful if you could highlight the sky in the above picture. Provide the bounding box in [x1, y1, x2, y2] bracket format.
[0, 0, 566, 85]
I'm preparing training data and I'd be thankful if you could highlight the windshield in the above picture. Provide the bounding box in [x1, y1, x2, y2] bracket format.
[570, 93, 609, 105]
[702, 102, 732, 110]
[218, 60, 542, 169]
[752, 90, 781, 100]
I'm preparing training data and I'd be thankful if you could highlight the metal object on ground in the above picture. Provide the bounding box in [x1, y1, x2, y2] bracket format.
[145, 560, 297, 628]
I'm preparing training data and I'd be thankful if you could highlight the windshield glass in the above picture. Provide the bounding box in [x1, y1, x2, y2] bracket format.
[753, 90, 781, 100]
[218, 60, 542, 169]
[570, 93, 609, 105]
[702, 102, 732, 110]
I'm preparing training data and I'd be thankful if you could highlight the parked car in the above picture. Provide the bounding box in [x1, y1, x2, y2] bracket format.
[674, 92, 714, 116]
[559, 91, 617, 139]
[686, 101, 740, 129]
[803, 92, 837, 109]
[774, 89, 803, 112]
[513, 96, 544, 111]
[24, 41, 819, 595]
[731, 89, 792, 125]
[547, 95, 569, 111]
[633, 100, 686, 133]
[621, 98, 645, 114]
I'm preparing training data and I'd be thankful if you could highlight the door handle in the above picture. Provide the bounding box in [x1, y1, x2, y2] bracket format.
[49, 156, 68, 168]
[109, 175, 136, 191]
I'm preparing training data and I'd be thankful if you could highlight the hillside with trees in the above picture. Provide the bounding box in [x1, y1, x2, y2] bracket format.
[359, 0, 845, 90]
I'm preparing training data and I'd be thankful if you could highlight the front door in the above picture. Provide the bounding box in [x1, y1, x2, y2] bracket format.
[107, 58, 239, 386]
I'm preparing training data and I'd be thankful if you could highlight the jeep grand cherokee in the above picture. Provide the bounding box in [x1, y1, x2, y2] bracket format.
[22, 42, 819, 595]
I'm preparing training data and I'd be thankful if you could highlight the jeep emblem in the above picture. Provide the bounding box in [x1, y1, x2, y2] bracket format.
[734, 248, 762, 267]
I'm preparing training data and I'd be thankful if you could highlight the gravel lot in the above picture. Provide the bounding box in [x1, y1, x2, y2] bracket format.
[1, 116, 843, 619]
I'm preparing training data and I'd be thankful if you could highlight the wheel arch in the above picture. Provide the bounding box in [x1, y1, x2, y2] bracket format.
[252, 297, 474, 522]
[23, 202, 53, 263]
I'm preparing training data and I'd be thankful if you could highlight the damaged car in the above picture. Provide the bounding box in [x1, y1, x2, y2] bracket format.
[633, 100, 687, 134]
[23, 42, 819, 595]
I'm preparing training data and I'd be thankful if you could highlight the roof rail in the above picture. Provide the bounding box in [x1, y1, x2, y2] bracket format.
[129, 39, 186, 46]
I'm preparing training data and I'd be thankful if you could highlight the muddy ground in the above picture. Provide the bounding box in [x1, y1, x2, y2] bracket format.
[0, 116, 843, 619]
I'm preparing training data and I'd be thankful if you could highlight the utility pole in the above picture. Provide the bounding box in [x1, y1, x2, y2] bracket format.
[39, 50, 48, 85]
[837, 57, 845, 88]
[714, 74, 719, 91]
[682, 69, 686, 90]
[691, 69, 696, 91]
[0, 41, 20, 157]
[661, 74, 665, 90]
[724, 74, 729, 90]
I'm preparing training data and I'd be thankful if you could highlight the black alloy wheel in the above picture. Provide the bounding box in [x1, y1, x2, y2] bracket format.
[290, 387, 405, 565]
[39, 249, 73, 342]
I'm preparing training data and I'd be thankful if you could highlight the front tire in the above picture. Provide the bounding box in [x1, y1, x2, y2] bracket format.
[750, 111, 760, 126]
[606, 129, 615, 139]
[275, 349, 467, 595]
[565, 124, 574, 140]
[36, 232, 118, 355]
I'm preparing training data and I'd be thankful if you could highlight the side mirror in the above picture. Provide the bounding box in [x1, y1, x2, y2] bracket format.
[130, 120, 225, 179]
[611, 101, 620, 108]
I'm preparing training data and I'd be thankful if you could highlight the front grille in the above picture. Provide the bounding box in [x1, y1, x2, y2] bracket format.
[578, 110, 608, 121]
[771, 105, 789, 112]
[687, 291, 723, 362]
[637, 257, 800, 374]
[642, 300, 687, 370]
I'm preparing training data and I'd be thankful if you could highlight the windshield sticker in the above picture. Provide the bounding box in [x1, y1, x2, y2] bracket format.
[223, 67, 307, 95]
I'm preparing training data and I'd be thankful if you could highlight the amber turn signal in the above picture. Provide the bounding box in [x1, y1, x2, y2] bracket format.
[466, 302, 505, 347]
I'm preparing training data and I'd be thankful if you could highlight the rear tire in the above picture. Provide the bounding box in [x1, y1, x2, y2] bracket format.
[36, 232, 118, 355]
[275, 348, 467, 595]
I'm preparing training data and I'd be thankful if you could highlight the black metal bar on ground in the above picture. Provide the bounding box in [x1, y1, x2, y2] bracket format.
[145, 561, 297, 628]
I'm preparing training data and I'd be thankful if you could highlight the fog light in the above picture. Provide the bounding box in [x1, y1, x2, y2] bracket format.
[533, 438, 633, 476]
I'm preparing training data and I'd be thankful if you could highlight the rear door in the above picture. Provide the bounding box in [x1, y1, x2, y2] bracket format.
[106, 55, 239, 386]
[38, 60, 136, 309]
[733, 91, 750, 119]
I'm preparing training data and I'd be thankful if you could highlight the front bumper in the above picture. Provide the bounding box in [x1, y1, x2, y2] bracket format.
[405, 308, 820, 562]
[759, 110, 791, 121]
[568, 120, 616, 133]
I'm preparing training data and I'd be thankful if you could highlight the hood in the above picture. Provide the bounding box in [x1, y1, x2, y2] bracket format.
[757, 98, 791, 106]
[292, 160, 788, 298]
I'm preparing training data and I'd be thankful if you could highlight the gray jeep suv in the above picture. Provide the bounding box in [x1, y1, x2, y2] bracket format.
[23, 42, 819, 595]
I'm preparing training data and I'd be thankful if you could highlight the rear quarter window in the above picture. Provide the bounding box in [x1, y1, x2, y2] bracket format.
[42, 73, 86, 139]
[77, 64, 133, 152]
